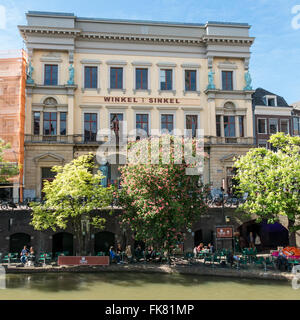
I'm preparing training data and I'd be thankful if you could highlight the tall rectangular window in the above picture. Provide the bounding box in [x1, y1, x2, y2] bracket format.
[216, 115, 221, 137]
[136, 114, 149, 136]
[84, 66, 97, 88]
[269, 119, 278, 134]
[44, 64, 58, 85]
[224, 116, 235, 137]
[110, 67, 123, 89]
[33, 112, 40, 135]
[185, 70, 196, 91]
[280, 119, 289, 134]
[136, 68, 148, 90]
[222, 71, 233, 90]
[160, 69, 172, 90]
[161, 114, 174, 133]
[60, 112, 67, 136]
[43, 112, 57, 136]
[293, 117, 300, 136]
[239, 116, 244, 137]
[258, 118, 267, 134]
[186, 115, 198, 138]
[84, 113, 97, 142]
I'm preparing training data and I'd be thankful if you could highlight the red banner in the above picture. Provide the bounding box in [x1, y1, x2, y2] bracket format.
[58, 256, 110, 266]
[216, 227, 233, 239]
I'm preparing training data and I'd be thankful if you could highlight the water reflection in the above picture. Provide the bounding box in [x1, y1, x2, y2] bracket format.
[1, 272, 299, 300]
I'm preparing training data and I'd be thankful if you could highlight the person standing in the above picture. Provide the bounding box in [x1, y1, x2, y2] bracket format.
[255, 234, 262, 252]
[249, 232, 255, 249]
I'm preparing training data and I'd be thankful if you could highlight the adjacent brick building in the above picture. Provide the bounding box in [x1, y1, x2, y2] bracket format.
[0, 50, 26, 202]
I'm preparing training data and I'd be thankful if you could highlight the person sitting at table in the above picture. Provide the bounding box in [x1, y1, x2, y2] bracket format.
[207, 243, 214, 254]
[125, 245, 133, 263]
[135, 244, 143, 261]
[150, 246, 156, 260]
[145, 246, 154, 261]
[196, 243, 204, 253]
[28, 247, 36, 266]
[20, 245, 29, 265]
[116, 243, 122, 255]
[109, 246, 120, 264]
[276, 249, 288, 271]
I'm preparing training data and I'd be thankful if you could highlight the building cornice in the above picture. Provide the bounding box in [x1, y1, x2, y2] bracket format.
[18, 26, 254, 46]
[18, 25, 82, 40]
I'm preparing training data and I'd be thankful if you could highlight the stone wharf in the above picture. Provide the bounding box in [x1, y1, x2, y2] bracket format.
[103, 96, 180, 104]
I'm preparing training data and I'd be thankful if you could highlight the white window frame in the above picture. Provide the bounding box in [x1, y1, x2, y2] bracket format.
[81, 62, 101, 93]
[263, 95, 277, 106]
[133, 66, 151, 94]
[257, 118, 267, 134]
[293, 117, 300, 136]
[280, 119, 289, 134]
[107, 61, 127, 94]
[181, 64, 201, 96]
[220, 69, 236, 91]
[134, 111, 151, 137]
[158, 67, 176, 95]
[82, 109, 101, 140]
[42, 63, 60, 86]
[159, 110, 176, 134]
[269, 118, 278, 134]
[184, 111, 201, 137]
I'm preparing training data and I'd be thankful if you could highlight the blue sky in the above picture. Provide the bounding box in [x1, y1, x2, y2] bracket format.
[0, 0, 299, 103]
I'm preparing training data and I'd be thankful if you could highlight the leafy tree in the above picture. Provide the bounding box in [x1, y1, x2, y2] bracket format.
[234, 133, 300, 246]
[117, 135, 208, 262]
[0, 139, 19, 184]
[31, 154, 113, 255]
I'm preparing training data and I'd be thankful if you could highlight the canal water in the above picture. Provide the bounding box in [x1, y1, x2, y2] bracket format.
[0, 272, 299, 300]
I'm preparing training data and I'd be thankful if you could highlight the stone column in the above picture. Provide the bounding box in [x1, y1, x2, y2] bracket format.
[235, 115, 240, 138]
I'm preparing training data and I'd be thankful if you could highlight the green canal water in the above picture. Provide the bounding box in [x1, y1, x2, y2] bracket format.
[0, 272, 299, 300]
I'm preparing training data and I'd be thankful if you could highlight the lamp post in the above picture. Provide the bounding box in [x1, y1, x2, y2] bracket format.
[221, 178, 225, 224]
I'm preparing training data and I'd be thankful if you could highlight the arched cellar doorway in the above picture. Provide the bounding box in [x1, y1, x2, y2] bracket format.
[238, 220, 289, 250]
[52, 232, 74, 256]
[94, 231, 115, 255]
[9, 233, 31, 253]
[194, 230, 203, 247]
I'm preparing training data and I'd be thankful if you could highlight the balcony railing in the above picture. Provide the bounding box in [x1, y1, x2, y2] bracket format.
[204, 137, 255, 145]
[25, 134, 255, 146]
[25, 134, 106, 145]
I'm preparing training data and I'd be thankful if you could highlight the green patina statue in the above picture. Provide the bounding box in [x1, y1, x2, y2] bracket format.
[244, 70, 252, 90]
[206, 68, 216, 90]
[67, 64, 75, 85]
[26, 61, 34, 84]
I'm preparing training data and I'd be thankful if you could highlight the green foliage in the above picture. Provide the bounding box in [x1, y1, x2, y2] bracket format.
[234, 133, 300, 234]
[117, 135, 208, 255]
[0, 139, 19, 184]
[31, 154, 113, 252]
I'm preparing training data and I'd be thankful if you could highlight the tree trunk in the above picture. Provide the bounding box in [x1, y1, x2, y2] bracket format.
[288, 219, 297, 247]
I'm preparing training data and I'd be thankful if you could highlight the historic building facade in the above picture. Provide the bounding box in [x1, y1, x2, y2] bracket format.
[19, 11, 255, 201]
[252, 88, 293, 149]
[0, 50, 26, 202]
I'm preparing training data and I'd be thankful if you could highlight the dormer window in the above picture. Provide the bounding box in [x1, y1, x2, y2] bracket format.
[264, 95, 277, 107]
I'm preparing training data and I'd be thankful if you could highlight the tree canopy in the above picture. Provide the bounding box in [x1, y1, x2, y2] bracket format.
[117, 135, 208, 259]
[234, 132, 300, 245]
[31, 154, 113, 254]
